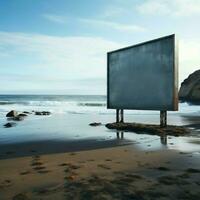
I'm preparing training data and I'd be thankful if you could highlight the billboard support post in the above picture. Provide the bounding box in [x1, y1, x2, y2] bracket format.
[160, 111, 167, 127]
[120, 109, 124, 123]
[116, 109, 124, 123]
[116, 109, 119, 123]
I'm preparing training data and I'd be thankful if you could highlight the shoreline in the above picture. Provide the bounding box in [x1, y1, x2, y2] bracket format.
[0, 138, 133, 160]
[0, 127, 199, 161]
[0, 112, 199, 161]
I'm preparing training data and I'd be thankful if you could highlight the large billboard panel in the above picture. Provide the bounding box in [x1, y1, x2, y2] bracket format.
[107, 34, 178, 111]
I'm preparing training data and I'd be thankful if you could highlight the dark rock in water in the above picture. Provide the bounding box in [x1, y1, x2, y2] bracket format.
[7, 116, 25, 121]
[4, 122, 17, 128]
[23, 111, 31, 114]
[6, 111, 27, 120]
[35, 111, 51, 116]
[42, 111, 51, 115]
[6, 110, 18, 117]
[179, 70, 200, 104]
[89, 122, 102, 126]
[35, 111, 42, 115]
[13, 116, 25, 121]
[18, 113, 28, 117]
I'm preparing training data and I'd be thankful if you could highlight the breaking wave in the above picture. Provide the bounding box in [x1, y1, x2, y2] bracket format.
[0, 100, 106, 107]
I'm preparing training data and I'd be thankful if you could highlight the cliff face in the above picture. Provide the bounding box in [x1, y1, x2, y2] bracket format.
[179, 70, 200, 104]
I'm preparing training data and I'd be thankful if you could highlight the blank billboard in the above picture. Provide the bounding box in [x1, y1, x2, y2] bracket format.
[107, 34, 178, 111]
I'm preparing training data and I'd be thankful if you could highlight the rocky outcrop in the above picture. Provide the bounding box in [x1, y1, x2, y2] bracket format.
[3, 110, 51, 128]
[106, 122, 189, 136]
[35, 111, 51, 116]
[4, 122, 17, 128]
[6, 111, 28, 122]
[89, 122, 102, 126]
[11, 116, 25, 121]
[6, 110, 18, 117]
[18, 113, 28, 117]
[179, 70, 200, 104]
[23, 111, 31, 114]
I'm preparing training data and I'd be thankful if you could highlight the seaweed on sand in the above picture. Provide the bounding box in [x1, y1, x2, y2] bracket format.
[106, 122, 189, 136]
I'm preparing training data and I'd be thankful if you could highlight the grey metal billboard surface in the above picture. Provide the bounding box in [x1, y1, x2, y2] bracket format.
[107, 34, 178, 111]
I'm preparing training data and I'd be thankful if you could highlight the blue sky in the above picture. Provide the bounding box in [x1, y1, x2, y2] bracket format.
[0, 0, 200, 94]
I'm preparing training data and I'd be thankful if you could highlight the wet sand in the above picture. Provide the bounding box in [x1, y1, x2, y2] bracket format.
[0, 144, 200, 200]
[0, 113, 199, 199]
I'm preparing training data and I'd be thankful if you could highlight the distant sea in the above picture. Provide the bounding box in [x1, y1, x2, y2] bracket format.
[0, 94, 199, 118]
[0, 95, 106, 117]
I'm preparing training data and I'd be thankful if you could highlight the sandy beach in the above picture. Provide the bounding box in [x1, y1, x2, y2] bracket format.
[0, 143, 200, 200]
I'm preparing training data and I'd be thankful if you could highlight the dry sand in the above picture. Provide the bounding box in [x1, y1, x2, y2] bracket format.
[0, 144, 200, 200]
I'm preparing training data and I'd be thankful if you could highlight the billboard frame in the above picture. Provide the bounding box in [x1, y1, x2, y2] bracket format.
[107, 34, 178, 126]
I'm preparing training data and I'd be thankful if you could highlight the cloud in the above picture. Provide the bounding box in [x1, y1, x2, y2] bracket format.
[0, 32, 121, 77]
[0, 31, 199, 93]
[179, 38, 200, 82]
[42, 14, 67, 24]
[137, 0, 200, 17]
[0, 31, 123, 94]
[81, 19, 146, 32]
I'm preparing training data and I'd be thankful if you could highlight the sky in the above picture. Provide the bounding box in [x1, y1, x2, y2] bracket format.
[0, 0, 200, 94]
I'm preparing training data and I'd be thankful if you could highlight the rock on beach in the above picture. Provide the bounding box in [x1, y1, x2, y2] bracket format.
[179, 70, 200, 104]
[6, 110, 18, 117]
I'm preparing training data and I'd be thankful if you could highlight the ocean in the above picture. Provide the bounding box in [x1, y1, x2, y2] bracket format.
[0, 95, 199, 154]
[0, 94, 199, 116]
[0, 95, 106, 116]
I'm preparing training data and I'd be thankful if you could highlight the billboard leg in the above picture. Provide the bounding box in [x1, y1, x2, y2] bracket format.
[120, 109, 124, 123]
[116, 109, 119, 123]
[160, 111, 167, 127]
[116, 109, 124, 123]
